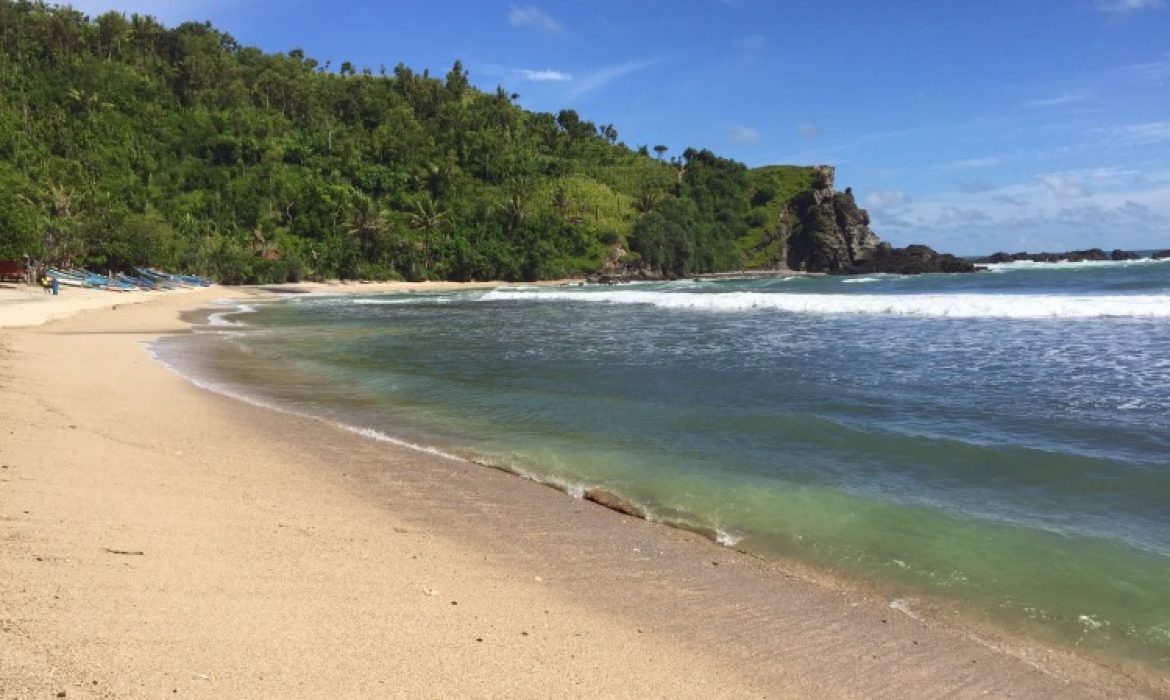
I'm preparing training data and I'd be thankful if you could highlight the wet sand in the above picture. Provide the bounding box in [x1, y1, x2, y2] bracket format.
[1, 286, 1165, 698]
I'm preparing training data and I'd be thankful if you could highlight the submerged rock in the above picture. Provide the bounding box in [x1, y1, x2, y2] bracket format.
[583, 488, 645, 518]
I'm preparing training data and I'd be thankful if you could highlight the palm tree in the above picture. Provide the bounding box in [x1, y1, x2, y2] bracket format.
[551, 185, 571, 218]
[407, 195, 445, 274]
[346, 197, 391, 265]
[499, 191, 527, 232]
[633, 185, 659, 215]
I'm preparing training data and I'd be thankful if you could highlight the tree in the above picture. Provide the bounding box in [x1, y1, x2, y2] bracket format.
[346, 195, 392, 266]
[0, 2, 814, 284]
[407, 195, 445, 276]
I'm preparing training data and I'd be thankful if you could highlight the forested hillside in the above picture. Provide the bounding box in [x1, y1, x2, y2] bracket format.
[0, 1, 821, 282]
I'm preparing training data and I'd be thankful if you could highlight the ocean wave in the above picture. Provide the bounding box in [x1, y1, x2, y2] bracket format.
[985, 257, 1170, 273]
[479, 289, 1170, 318]
[350, 296, 457, 305]
[344, 425, 466, 461]
[147, 338, 470, 463]
[842, 275, 908, 284]
[207, 302, 258, 326]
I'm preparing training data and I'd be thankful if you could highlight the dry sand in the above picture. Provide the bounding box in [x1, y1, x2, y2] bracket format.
[1, 283, 1166, 699]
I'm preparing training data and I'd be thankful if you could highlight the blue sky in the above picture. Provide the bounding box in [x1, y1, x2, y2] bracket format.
[65, 0, 1170, 254]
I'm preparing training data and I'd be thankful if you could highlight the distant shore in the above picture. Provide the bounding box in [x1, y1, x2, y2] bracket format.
[1, 286, 1165, 698]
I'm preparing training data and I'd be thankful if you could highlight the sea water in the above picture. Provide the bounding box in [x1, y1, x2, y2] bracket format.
[153, 257, 1170, 668]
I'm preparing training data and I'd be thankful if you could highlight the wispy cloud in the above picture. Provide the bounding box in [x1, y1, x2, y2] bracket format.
[476, 63, 573, 85]
[734, 34, 766, 53]
[1093, 0, 1164, 13]
[1094, 120, 1170, 145]
[957, 180, 998, 194]
[516, 68, 572, 82]
[869, 168, 1170, 253]
[798, 123, 821, 141]
[566, 56, 667, 98]
[949, 156, 1003, 170]
[864, 189, 911, 209]
[728, 125, 760, 143]
[1021, 90, 1092, 109]
[1121, 57, 1170, 83]
[508, 4, 562, 33]
[1037, 173, 1093, 199]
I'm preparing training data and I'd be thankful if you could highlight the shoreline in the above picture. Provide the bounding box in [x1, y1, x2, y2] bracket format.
[2, 288, 1166, 698]
[171, 294, 1170, 685]
[0, 278, 587, 330]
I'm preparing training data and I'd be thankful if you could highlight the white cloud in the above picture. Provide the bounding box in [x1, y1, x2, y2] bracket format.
[566, 56, 666, 98]
[949, 157, 1002, 170]
[1093, 0, 1164, 13]
[958, 180, 998, 194]
[868, 168, 1170, 253]
[798, 123, 820, 141]
[1021, 91, 1092, 109]
[864, 189, 911, 209]
[1121, 58, 1170, 83]
[935, 207, 991, 226]
[476, 63, 573, 85]
[729, 125, 760, 143]
[516, 68, 572, 82]
[508, 5, 562, 33]
[1095, 121, 1170, 145]
[1037, 173, 1093, 199]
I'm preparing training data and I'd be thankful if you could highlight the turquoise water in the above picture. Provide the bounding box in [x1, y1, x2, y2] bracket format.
[156, 258, 1170, 667]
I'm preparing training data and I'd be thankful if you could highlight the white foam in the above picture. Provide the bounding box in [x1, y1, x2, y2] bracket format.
[842, 275, 907, 284]
[145, 340, 469, 466]
[985, 257, 1170, 273]
[344, 426, 466, 462]
[889, 598, 921, 620]
[207, 303, 257, 327]
[351, 297, 456, 305]
[715, 529, 744, 547]
[479, 289, 1170, 319]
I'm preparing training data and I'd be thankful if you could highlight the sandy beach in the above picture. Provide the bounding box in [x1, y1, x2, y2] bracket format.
[1, 283, 1165, 699]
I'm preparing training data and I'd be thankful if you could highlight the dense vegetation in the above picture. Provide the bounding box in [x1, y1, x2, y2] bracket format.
[0, 1, 818, 282]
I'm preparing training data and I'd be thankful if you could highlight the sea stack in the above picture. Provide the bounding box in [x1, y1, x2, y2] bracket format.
[783, 167, 976, 274]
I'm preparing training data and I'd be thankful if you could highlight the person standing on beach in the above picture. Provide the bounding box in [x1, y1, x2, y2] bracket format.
[40, 272, 51, 294]
[50, 274, 59, 295]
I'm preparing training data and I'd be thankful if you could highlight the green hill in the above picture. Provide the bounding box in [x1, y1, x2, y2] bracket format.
[0, 0, 826, 282]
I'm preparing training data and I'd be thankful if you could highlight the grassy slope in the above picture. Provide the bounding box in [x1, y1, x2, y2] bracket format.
[738, 165, 819, 269]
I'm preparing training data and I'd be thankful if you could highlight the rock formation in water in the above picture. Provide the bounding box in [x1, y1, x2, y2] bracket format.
[783, 167, 880, 272]
[976, 248, 1144, 264]
[848, 244, 979, 275]
[782, 167, 975, 275]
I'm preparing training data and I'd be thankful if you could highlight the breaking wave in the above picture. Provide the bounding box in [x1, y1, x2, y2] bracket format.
[479, 289, 1170, 319]
[985, 257, 1170, 273]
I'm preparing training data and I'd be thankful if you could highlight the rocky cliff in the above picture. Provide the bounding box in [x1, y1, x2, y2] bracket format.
[771, 166, 975, 275]
[783, 167, 881, 272]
